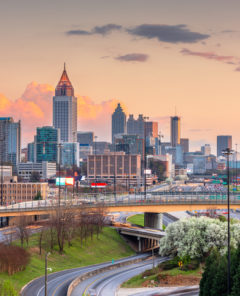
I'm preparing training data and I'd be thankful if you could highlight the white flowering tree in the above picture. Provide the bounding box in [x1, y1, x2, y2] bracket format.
[159, 217, 240, 259]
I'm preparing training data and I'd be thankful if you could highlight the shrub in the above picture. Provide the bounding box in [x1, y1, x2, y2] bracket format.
[0, 244, 30, 275]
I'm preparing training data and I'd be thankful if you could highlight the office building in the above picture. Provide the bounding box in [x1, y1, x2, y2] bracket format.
[87, 152, 141, 182]
[171, 116, 180, 147]
[61, 142, 79, 167]
[0, 117, 21, 168]
[217, 135, 232, 157]
[53, 65, 77, 142]
[180, 138, 189, 153]
[36, 126, 60, 163]
[127, 114, 144, 138]
[1, 181, 48, 205]
[145, 121, 158, 138]
[17, 161, 56, 180]
[201, 144, 211, 156]
[27, 142, 36, 162]
[94, 141, 111, 154]
[77, 132, 94, 146]
[112, 103, 126, 143]
[79, 144, 93, 160]
[115, 134, 144, 159]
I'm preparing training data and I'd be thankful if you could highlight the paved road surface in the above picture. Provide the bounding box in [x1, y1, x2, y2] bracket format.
[21, 254, 148, 296]
[71, 257, 168, 296]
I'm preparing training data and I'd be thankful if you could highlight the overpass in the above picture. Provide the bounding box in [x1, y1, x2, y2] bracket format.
[0, 191, 239, 217]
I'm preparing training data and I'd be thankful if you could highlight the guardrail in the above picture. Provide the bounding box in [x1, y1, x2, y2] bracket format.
[67, 256, 146, 296]
[0, 192, 240, 214]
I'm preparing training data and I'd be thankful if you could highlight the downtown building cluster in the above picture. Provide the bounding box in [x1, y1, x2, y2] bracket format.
[0, 66, 235, 203]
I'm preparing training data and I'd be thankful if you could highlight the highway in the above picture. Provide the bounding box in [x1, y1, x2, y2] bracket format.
[21, 254, 148, 296]
[71, 257, 168, 296]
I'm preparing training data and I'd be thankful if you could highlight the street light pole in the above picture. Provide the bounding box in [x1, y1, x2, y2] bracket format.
[94, 136, 98, 199]
[144, 116, 149, 200]
[223, 148, 233, 295]
[45, 252, 50, 296]
[236, 144, 238, 191]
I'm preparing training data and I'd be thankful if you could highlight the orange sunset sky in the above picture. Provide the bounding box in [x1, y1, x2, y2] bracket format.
[1, 0, 240, 153]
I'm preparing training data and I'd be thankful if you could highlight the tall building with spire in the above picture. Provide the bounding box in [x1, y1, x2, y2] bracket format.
[112, 103, 126, 143]
[53, 64, 77, 142]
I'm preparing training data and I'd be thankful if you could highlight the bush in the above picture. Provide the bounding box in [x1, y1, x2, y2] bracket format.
[181, 259, 200, 271]
[0, 244, 30, 275]
[159, 259, 179, 270]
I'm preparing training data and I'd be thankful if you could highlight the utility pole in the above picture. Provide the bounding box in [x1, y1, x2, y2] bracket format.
[236, 144, 238, 191]
[0, 136, 5, 228]
[223, 148, 233, 295]
[144, 116, 149, 200]
[45, 252, 50, 296]
[94, 136, 98, 200]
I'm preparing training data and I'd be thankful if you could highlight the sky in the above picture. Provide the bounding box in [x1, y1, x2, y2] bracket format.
[1, 0, 240, 152]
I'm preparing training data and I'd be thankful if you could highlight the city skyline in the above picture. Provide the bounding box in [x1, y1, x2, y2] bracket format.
[1, 1, 240, 151]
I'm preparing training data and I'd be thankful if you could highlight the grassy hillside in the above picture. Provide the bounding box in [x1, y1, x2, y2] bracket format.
[0, 227, 134, 292]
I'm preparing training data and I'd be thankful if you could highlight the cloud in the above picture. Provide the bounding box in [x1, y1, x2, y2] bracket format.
[0, 83, 124, 146]
[66, 23, 122, 36]
[115, 53, 149, 62]
[235, 67, 240, 72]
[127, 24, 210, 44]
[66, 30, 91, 36]
[180, 48, 239, 65]
[92, 24, 122, 35]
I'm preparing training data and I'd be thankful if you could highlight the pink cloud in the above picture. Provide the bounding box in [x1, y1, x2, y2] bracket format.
[0, 83, 124, 146]
[180, 48, 239, 65]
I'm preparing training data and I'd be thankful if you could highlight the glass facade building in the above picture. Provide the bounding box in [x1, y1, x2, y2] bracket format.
[36, 126, 60, 162]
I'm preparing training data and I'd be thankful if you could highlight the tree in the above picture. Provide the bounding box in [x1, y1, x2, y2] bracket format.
[34, 191, 42, 200]
[200, 249, 220, 296]
[30, 171, 41, 182]
[231, 264, 240, 296]
[159, 217, 240, 259]
[148, 159, 166, 181]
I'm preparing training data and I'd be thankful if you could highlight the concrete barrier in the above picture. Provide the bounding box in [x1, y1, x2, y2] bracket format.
[67, 257, 146, 296]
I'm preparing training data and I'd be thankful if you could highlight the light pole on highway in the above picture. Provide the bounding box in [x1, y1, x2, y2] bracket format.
[45, 252, 51, 296]
[222, 147, 233, 295]
[144, 116, 149, 200]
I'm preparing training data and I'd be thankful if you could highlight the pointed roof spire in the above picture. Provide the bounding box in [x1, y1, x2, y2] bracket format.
[55, 64, 74, 96]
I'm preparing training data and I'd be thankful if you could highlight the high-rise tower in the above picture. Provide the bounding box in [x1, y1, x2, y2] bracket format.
[53, 64, 77, 142]
[112, 103, 126, 143]
[171, 116, 180, 147]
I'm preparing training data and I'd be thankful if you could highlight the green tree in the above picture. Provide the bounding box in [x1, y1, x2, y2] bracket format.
[30, 171, 41, 182]
[148, 159, 166, 181]
[34, 191, 42, 200]
[211, 255, 228, 296]
[231, 264, 240, 296]
[200, 249, 220, 296]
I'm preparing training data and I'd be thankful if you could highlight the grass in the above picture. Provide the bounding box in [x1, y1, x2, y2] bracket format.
[122, 263, 202, 288]
[127, 214, 144, 227]
[0, 227, 134, 293]
[127, 214, 166, 230]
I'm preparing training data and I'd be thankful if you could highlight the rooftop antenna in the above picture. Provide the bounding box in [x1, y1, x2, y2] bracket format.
[64, 62, 66, 71]
[175, 106, 177, 116]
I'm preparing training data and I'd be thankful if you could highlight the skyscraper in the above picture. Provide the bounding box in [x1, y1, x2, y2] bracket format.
[36, 126, 60, 162]
[0, 117, 21, 168]
[171, 116, 180, 147]
[180, 138, 189, 153]
[145, 121, 158, 138]
[112, 103, 126, 143]
[217, 135, 232, 157]
[127, 114, 144, 138]
[53, 64, 77, 142]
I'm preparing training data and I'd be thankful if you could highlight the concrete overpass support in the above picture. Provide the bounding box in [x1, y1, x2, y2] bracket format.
[144, 212, 163, 230]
